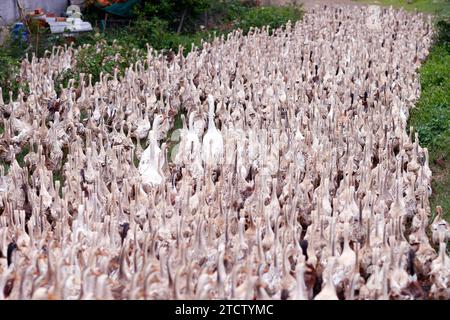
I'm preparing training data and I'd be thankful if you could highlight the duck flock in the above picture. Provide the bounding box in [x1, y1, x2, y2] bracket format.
[0, 6, 448, 300]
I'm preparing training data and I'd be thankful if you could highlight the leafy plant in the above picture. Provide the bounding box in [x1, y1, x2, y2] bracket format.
[233, 5, 303, 34]
[134, 0, 212, 32]
[0, 34, 29, 103]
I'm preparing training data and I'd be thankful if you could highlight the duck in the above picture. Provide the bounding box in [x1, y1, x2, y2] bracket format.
[314, 257, 338, 300]
[138, 115, 166, 188]
[431, 206, 449, 244]
[202, 95, 224, 168]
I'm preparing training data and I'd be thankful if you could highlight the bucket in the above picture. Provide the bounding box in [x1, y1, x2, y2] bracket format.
[11, 22, 28, 43]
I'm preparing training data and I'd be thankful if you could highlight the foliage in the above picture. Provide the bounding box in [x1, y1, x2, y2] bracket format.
[206, 0, 251, 26]
[55, 34, 145, 93]
[434, 18, 449, 46]
[233, 5, 303, 33]
[134, 0, 212, 32]
[0, 35, 28, 103]
[78, 1, 303, 54]
[133, 16, 170, 48]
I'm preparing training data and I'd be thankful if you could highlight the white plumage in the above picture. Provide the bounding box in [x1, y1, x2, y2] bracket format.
[202, 94, 224, 167]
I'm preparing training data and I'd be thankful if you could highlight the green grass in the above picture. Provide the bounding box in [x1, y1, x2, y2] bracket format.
[16, 145, 29, 167]
[356, 0, 450, 14]
[408, 16, 450, 221]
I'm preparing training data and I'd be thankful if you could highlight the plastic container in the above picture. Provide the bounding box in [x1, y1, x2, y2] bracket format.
[11, 22, 28, 43]
[45, 16, 57, 23]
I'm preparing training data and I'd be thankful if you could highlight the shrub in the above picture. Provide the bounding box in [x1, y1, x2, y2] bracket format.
[55, 34, 145, 92]
[233, 5, 303, 33]
[0, 34, 28, 103]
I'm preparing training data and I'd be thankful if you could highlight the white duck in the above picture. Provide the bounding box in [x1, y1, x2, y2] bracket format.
[138, 115, 165, 187]
[202, 94, 224, 167]
[177, 111, 202, 165]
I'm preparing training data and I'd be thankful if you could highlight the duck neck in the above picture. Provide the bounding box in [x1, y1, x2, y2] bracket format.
[325, 262, 335, 291]
[296, 266, 307, 299]
[343, 226, 351, 251]
[208, 103, 215, 129]
[439, 242, 446, 263]
[189, 112, 195, 130]
[238, 219, 246, 249]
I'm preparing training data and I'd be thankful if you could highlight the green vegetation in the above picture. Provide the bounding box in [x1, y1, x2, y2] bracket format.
[54, 37, 145, 93]
[0, 37, 28, 103]
[233, 5, 303, 32]
[16, 144, 29, 167]
[408, 18, 450, 220]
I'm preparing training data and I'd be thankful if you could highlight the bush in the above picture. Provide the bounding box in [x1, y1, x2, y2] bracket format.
[55, 34, 145, 92]
[207, 0, 250, 26]
[233, 5, 303, 33]
[0, 35, 28, 103]
[434, 19, 449, 47]
[134, 0, 212, 32]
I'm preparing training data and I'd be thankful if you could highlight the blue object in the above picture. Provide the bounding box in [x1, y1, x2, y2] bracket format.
[11, 22, 28, 43]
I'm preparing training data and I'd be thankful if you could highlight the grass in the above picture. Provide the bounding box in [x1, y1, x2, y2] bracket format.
[16, 145, 29, 167]
[409, 35, 450, 221]
[356, 0, 450, 14]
